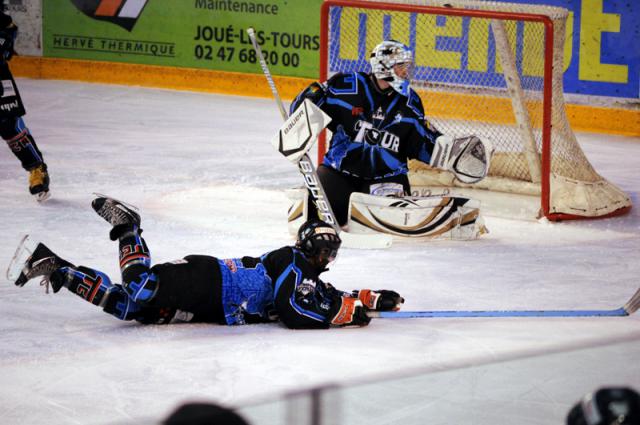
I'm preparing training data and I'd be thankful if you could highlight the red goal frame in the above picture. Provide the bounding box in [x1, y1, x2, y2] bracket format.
[317, 0, 621, 221]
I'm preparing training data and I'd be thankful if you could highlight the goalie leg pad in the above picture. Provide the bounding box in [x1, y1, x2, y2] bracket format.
[348, 192, 488, 240]
[285, 163, 359, 233]
[286, 188, 309, 236]
[369, 182, 406, 197]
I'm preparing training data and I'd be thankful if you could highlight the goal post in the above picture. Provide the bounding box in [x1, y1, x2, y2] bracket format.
[318, 0, 631, 221]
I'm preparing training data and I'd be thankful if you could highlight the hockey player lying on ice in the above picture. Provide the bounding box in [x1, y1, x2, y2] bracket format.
[13, 197, 403, 328]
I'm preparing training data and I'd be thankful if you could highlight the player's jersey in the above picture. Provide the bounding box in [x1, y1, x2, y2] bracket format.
[218, 246, 344, 328]
[0, 12, 12, 27]
[291, 72, 441, 180]
[0, 11, 25, 118]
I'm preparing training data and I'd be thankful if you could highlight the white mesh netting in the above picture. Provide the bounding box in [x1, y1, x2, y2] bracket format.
[322, 0, 630, 219]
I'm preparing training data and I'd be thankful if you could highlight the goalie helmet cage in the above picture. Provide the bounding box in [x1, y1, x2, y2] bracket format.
[318, 0, 632, 221]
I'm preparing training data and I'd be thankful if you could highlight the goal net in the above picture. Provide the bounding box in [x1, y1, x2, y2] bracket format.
[319, 0, 631, 220]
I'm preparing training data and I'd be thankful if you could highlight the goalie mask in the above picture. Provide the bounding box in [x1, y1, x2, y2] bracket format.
[370, 40, 413, 96]
[296, 220, 342, 267]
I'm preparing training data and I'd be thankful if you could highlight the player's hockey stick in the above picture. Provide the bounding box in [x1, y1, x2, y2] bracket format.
[247, 27, 392, 249]
[368, 287, 640, 318]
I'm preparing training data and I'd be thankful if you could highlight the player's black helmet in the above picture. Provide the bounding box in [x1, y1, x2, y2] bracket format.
[296, 219, 341, 263]
[567, 387, 640, 425]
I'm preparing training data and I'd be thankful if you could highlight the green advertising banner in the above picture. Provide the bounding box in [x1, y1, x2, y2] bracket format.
[43, 0, 322, 78]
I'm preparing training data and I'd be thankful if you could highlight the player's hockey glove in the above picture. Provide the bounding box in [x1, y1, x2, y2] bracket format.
[0, 24, 17, 62]
[354, 289, 404, 311]
[329, 295, 371, 327]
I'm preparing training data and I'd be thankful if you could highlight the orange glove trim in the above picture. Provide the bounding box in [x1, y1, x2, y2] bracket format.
[357, 289, 380, 310]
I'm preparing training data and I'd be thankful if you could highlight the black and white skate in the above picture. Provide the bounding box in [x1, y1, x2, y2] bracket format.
[14, 242, 63, 289]
[91, 195, 142, 241]
[92, 196, 141, 227]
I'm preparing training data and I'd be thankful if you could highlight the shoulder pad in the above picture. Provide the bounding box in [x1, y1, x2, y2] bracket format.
[406, 90, 425, 119]
[327, 72, 360, 88]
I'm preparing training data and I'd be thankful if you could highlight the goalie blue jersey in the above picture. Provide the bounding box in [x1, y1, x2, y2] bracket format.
[291, 72, 442, 180]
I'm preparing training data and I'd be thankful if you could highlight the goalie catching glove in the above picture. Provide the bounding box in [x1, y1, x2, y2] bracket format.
[354, 289, 404, 311]
[429, 135, 493, 184]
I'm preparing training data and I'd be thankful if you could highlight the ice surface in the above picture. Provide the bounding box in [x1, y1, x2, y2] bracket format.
[0, 79, 638, 424]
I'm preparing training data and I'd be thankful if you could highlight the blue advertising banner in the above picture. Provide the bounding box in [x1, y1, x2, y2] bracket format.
[499, 0, 638, 99]
[328, 0, 638, 100]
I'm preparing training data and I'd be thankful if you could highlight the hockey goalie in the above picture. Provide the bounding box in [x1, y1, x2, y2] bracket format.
[282, 40, 492, 240]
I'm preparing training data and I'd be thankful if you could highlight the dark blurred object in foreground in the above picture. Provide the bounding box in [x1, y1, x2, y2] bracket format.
[567, 387, 640, 425]
[163, 402, 250, 425]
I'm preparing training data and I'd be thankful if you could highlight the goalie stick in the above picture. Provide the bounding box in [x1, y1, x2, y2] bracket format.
[247, 27, 392, 250]
[367, 287, 640, 318]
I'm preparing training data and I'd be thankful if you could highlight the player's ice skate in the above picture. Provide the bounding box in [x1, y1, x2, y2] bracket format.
[28, 164, 51, 202]
[8, 235, 64, 289]
[91, 195, 141, 228]
[7, 235, 37, 282]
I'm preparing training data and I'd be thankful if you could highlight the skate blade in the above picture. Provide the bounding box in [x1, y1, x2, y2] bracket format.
[6, 235, 39, 282]
[34, 191, 51, 202]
